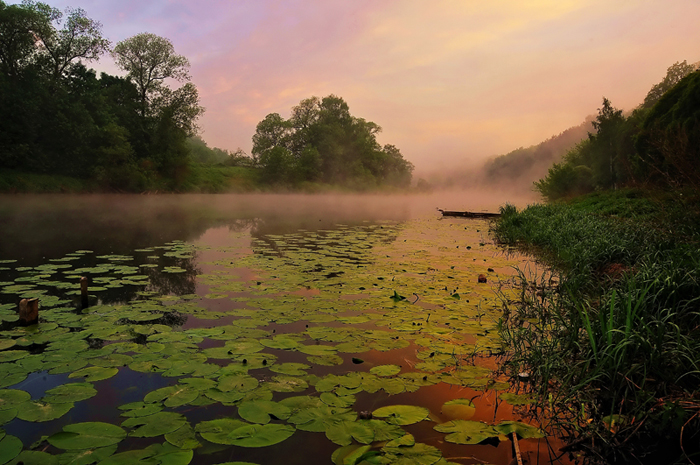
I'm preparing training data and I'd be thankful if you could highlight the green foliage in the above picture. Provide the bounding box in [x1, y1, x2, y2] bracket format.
[493, 194, 700, 460]
[0, 3, 206, 192]
[534, 61, 700, 200]
[251, 95, 414, 188]
[635, 70, 700, 188]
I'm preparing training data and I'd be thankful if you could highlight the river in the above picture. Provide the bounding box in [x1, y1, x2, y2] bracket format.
[0, 192, 573, 465]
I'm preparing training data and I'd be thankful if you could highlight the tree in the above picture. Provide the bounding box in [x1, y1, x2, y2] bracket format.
[251, 113, 291, 163]
[0, 0, 52, 78]
[642, 60, 697, 109]
[112, 32, 191, 118]
[32, 3, 110, 81]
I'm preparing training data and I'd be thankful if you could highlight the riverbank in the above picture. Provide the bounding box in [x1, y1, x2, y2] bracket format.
[491, 188, 700, 463]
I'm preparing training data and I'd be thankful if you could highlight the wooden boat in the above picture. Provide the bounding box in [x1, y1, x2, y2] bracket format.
[437, 209, 500, 218]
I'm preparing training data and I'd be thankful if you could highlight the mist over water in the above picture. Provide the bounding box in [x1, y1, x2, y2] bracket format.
[0, 190, 540, 264]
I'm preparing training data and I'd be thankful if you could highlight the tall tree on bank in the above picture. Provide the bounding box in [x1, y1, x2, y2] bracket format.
[112, 32, 203, 182]
[252, 95, 413, 188]
[112, 33, 193, 120]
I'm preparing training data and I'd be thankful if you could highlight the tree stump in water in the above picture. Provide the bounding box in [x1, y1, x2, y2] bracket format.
[19, 298, 39, 325]
[80, 276, 89, 309]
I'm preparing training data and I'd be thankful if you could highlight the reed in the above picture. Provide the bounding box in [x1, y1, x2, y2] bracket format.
[493, 191, 700, 463]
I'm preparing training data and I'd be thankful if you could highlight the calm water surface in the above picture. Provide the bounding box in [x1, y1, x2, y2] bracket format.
[0, 192, 574, 465]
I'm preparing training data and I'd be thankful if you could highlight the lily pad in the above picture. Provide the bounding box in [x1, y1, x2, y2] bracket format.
[0, 435, 22, 464]
[325, 420, 374, 446]
[43, 383, 97, 404]
[369, 364, 401, 377]
[237, 400, 291, 424]
[227, 423, 295, 448]
[0, 389, 31, 410]
[195, 418, 248, 444]
[372, 405, 430, 426]
[16, 401, 74, 422]
[441, 399, 476, 420]
[68, 366, 119, 382]
[494, 420, 545, 439]
[433, 420, 498, 444]
[380, 442, 442, 465]
[48, 422, 126, 450]
[121, 412, 187, 437]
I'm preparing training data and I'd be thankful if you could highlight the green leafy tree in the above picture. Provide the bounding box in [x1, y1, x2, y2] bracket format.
[112, 32, 192, 119]
[251, 94, 413, 188]
[0, 0, 52, 78]
[29, 2, 110, 81]
[642, 61, 697, 109]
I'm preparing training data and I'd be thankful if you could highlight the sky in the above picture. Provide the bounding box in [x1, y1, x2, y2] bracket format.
[12, 0, 700, 175]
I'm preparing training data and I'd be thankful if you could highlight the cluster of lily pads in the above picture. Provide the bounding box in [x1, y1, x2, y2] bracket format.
[0, 218, 542, 465]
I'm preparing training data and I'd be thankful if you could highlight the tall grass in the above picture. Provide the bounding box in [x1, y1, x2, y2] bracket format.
[493, 193, 700, 463]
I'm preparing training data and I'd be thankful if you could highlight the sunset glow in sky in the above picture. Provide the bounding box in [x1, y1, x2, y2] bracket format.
[17, 0, 700, 174]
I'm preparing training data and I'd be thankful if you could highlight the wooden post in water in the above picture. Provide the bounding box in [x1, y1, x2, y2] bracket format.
[18, 298, 39, 325]
[80, 276, 89, 309]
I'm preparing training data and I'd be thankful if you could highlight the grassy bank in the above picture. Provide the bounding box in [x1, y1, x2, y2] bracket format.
[492, 189, 700, 464]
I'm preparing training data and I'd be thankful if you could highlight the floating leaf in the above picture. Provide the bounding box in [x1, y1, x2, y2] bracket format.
[238, 400, 291, 424]
[0, 389, 31, 410]
[227, 423, 295, 448]
[433, 420, 498, 444]
[97, 442, 192, 465]
[16, 401, 74, 422]
[69, 366, 119, 382]
[0, 435, 22, 464]
[48, 422, 126, 450]
[369, 364, 401, 377]
[493, 420, 545, 439]
[269, 363, 310, 376]
[380, 442, 442, 465]
[43, 383, 97, 404]
[441, 399, 476, 420]
[325, 420, 374, 446]
[164, 423, 200, 450]
[372, 405, 430, 426]
[121, 412, 187, 437]
[196, 418, 250, 445]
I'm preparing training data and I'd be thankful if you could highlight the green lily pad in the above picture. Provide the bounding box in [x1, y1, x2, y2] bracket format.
[0, 389, 31, 410]
[48, 422, 126, 450]
[16, 401, 74, 422]
[380, 442, 442, 465]
[143, 385, 198, 408]
[269, 363, 310, 376]
[121, 412, 187, 437]
[6, 450, 58, 465]
[218, 374, 258, 392]
[494, 420, 545, 439]
[238, 400, 291, 424]
[369, 364, 401, 377]
[331, 444, 377, 465]
[0, 435, 22, 464]
[433, 420, 498, 444]
[325, 420, 374, 446]
[289, 405, 356, 433]
[195, 418, 248, 444]
[266, 375, 308, 393]
[57, 445, 118, 465]
[441, 398, 476, 420]
[164, 423, 200, 450]
[372, 405, 430, 425]
[97, 442, 192, 465]
[227, 423, 295, 448]
[43, 383, 97, 404]
[68, 366, 119, 382]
